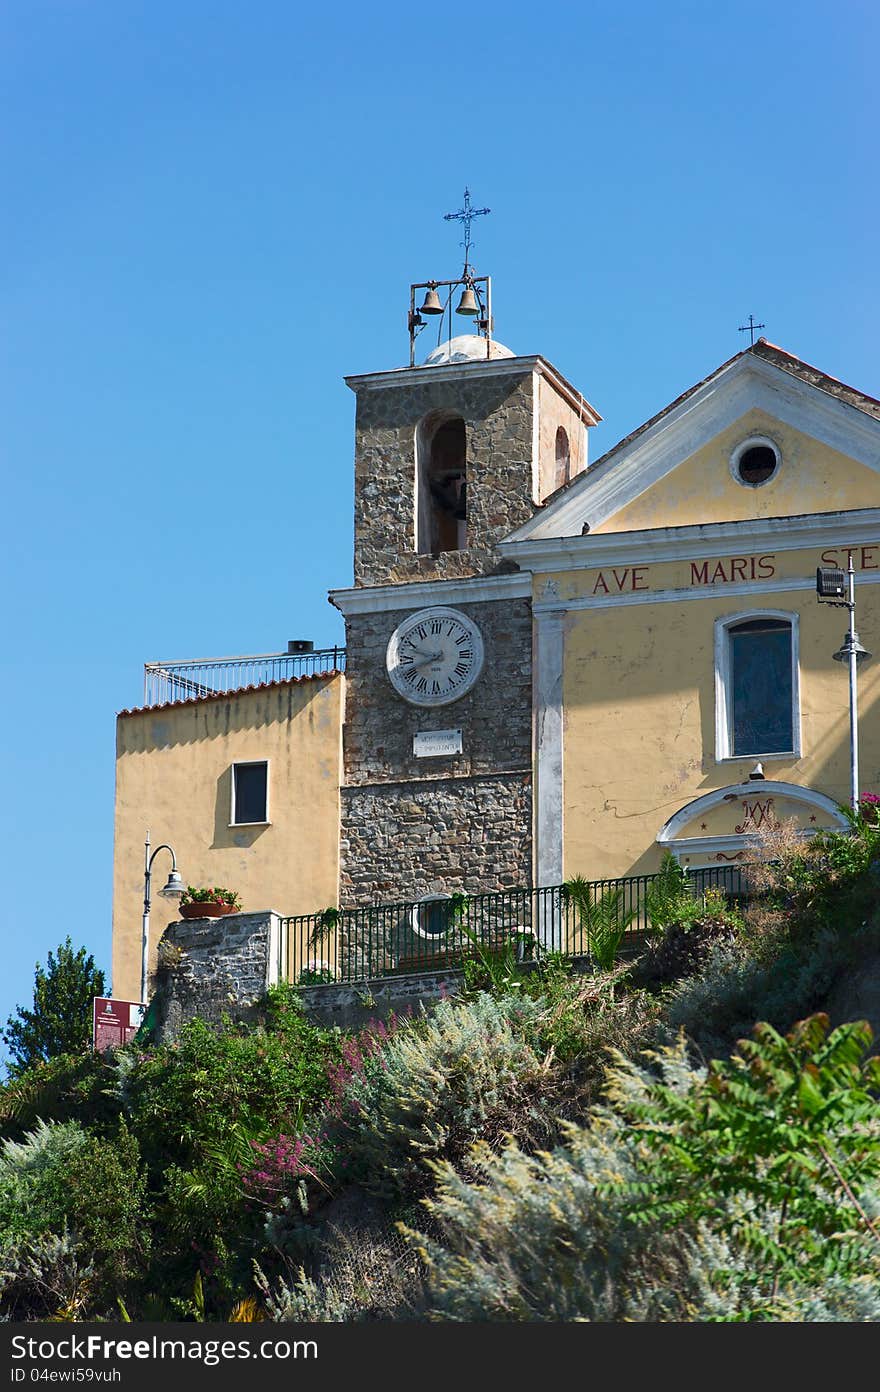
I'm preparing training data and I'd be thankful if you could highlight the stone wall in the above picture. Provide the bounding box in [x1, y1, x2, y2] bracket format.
[149, 911, 280, 1042]
[352, 368, 538, 587]
[339, 594, 533, 906]
[340, 774, 532, 905]
[342, 596, 532, 785]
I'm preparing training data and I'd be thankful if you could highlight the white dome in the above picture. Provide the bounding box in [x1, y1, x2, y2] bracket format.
[422, 334, 515, 367]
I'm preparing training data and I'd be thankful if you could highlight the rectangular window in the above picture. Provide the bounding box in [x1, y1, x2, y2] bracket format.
[231, 761, 268, 824]
[716, 614, 799, 760]
[729, 621, 793, 755]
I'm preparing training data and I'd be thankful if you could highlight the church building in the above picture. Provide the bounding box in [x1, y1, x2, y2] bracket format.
[111, 265, 880, 1002]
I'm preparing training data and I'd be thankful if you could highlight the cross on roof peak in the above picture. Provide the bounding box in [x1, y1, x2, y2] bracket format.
[443, 187, 490, 273]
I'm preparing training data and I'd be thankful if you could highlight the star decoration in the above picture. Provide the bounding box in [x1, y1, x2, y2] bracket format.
[700, 823, 708, 830]
[810, 815, 817, 823]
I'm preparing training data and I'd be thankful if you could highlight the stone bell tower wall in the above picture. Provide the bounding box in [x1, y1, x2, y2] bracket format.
[338, 593, 533, 906]
[348, 361, 539, 588]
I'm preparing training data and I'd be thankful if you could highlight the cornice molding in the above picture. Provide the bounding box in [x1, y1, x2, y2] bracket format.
[344, 356, 601, 423]
[504, 506, 880, 576]
[329, 571, 532, 616]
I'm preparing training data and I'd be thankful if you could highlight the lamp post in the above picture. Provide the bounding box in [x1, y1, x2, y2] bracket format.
[816, 557, 872, 814]
[142, 831, 185, 1004]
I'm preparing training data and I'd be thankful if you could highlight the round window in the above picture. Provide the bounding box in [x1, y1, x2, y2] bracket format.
[411, 895, 454, 938]
[731, 437, 780, 488]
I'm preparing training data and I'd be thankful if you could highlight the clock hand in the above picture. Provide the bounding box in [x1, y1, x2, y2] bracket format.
[411, 650, 443, 669]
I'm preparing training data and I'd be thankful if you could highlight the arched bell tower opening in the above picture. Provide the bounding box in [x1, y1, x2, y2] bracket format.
[416, 411, 468, 555]
[554, 425, 571, 490]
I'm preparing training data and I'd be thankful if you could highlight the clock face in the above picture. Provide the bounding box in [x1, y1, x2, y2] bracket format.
[386, 606, 484, 707]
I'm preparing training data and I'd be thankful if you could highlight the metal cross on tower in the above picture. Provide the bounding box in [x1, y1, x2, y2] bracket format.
[444, 187, 490, 273]
[738, 313, 766, 346]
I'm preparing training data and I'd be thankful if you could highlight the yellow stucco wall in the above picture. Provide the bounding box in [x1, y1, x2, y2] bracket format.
[594, 409, 880, 532]
[112, 676, 343, 1001]
[557, 579, 880, 881]
[537, 375, 588, 500]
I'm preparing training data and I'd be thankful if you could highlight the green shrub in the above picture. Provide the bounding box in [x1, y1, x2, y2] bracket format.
[407, 1016, 880, 1322]
[749, 818, 880, 940]
[644, 853, 691, 934]
[338, 993, 546, 1200]
[0, 1118, 148, 1315]
[0, 1119, 88, 1244]
[126, 1011, 341, 1177]
[663, 923, 880, 1057]
[525, 961, 659, 1076]
[561, 879, 635, 969]
[614, 1014, 880, 1313]
[408, 1111, 737, 1320]
[0, 1231, 96, 1322]
[0, 1050, 123, 1142]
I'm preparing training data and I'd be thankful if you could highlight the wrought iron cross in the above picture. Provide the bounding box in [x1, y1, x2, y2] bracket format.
[444, 187, 490, 271]
[738, 313, 766, 346]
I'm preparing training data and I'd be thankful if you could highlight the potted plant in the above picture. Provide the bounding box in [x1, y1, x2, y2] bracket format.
[179, 885, 242, 919]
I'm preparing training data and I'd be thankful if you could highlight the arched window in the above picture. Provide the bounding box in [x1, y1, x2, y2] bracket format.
[715, 612, 800, 760]
[416, 413, 467, 554]
[554, 426, 570, 490]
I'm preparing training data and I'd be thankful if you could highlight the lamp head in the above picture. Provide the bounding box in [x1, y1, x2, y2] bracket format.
[832, 632, 872, 665]
[159, 869, 185, 898]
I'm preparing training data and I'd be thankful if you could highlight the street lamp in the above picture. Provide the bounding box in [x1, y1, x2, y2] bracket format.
[816, 558, 872, 814]
[142, 831, 185, 1004]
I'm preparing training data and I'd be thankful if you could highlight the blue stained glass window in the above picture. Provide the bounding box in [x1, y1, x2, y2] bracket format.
[729, 619, 793, 755]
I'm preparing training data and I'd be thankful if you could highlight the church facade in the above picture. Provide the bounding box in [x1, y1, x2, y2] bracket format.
[112, 322, 880, 1001]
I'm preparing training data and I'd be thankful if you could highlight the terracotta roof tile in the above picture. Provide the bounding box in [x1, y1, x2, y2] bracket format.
[117, 669, 343, 718]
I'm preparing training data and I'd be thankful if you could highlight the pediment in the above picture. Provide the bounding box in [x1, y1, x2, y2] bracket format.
[507, 349, 880, 542]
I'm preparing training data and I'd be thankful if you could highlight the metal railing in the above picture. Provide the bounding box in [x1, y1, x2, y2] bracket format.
[278, 863, 750, 986]
[143, 647, 346, 707]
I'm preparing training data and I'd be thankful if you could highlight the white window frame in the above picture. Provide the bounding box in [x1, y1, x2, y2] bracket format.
[714, 609, 801, 762]
[410, 894, 454, 939]
[230, 759, 270, 826]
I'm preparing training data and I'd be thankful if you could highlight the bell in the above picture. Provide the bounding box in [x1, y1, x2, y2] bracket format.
[455, 286, 479, 316]
[420, 286, 443, 315]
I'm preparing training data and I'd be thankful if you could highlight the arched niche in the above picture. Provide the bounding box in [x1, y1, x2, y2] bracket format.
[415, 411, 467, 555]
[656, 780, 849, 868]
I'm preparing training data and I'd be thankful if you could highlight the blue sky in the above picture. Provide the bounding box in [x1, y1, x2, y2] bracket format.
[1, 1, 876, 1061]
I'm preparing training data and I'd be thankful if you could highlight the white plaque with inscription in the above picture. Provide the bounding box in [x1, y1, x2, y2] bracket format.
[413, 729, 463, 758]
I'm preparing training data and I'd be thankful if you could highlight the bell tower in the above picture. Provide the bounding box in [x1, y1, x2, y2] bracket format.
[346, 338, 599, 588]
[346, 192, 599, 588]
[332, 209, 601, 933]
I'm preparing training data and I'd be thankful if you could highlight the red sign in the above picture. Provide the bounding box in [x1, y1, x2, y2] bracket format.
[92, 997, 146, 1053]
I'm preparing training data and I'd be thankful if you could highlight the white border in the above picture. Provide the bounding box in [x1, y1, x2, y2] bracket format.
[503, 507, 880, 576]
[230, 759, 270, 826]
[730, 434, 781, 489]
[714, 609, 801, 762]
[534, 609, 565, 887]
[657, 780, 849, 848]
[330, 570, 531, 616]
[532, 569, 880, 615]
[385, 606, 485, 708]
[411, 894, 454, 939]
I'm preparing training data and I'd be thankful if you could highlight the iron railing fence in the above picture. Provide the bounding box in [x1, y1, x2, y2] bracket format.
[143, 647, 346, 707]
[278, 863, 751, 986]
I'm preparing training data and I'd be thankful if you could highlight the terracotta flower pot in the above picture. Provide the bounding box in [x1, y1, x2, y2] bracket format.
[179, 902, 238, 919]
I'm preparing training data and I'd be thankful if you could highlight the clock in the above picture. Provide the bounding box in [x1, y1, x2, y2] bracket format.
[386, 606, 484, 707]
